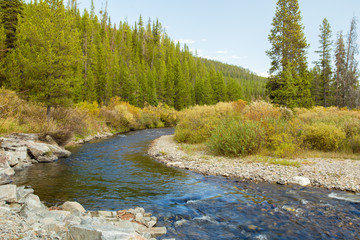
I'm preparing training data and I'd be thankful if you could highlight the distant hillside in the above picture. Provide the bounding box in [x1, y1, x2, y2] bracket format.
[0, 0, 267, 110]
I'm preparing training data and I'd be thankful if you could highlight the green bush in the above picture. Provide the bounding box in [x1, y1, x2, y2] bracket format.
[342, 120, 360, 138]
[303, 123, 346, 151]
[207, 118, 265, 157]
[267, 133, 297, 158]
[175, 116, 219, 143]
[350, 134, 360, 153]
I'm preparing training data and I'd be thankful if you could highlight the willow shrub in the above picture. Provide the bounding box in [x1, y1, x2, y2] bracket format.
[207, 118, 265, 157]
[302, 123, 346, 151]
[175, 102, 234, 144]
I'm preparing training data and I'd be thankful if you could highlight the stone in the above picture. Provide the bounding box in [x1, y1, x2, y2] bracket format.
[67, 224, 138, 240]
[91, 210, 116, 218]
[0, 173, 12, 185]
[0, 156, 10, 168]
[61, 201, 86, 213]
[67, 225, 102, 240]
[147, 220, 156, 228]
[0, 184, 17, 202]
[37, 154, 58, 163]
[16, 186, 34, 203]
[141, 227, 167, 238]
[167, 162, 184, 168]
[27, 142, 51, 159]
[134, 207, 145, 215]
[135, 212, 144, 222]
[4, 167, 15, 176]
[4, 146, 28, 166]
[48, 145, 71, 158]
[291, 176, 311, 187]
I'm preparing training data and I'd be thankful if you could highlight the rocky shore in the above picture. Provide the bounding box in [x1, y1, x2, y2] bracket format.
[0, 133, 169, 240]
[0, 184, 167, 239]
[0, 133, 72, 184]
[148, 135, 360, 192]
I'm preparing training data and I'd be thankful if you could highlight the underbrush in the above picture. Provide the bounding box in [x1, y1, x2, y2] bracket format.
[174, 99, 360, 160]
[0, 88, 178, 146]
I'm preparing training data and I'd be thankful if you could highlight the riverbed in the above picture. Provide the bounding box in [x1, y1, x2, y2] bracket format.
[14, 128, 360, 239]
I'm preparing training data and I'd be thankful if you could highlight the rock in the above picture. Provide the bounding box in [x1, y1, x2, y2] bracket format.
[135, 212, 144, 222]
[27, 142, 51, 159]
[37, 154, 58, 163]
[167, 161, 184, 168]
[16, 186, 34, 203]
[0, 156, 10, 168]
[4, 146, 28, 166]
[141, 227, 167, 238]
[0, 184, 17, 202]
[291, 176, 311, 187]
[0, 173, 11, 185]
[67, 224, 138, 240]
[67, 225, 102, 240]
[91, 210, 116, 218]
[147, 220, 156, 228]
[61, 201, 86, 213]
[48, 144, 71, 158]
[4, 167, 15, 176]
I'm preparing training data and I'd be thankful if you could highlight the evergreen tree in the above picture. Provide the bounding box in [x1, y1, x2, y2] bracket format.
[0, 0, 23, 50]
[314, 18, 333, 107]
[266, 0, 313, 108]
[344, 17, 359, 108]
[334, 31, 346, 107]
[7, 0, 82, 120]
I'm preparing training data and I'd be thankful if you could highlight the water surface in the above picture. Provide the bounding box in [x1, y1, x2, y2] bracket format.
[14, 128, 360, 239]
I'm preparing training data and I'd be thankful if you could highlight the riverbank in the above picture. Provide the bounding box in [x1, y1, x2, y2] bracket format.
[0, 184, 166, 239]
[148, 135, 360, 192]
[0, 133, 169, 240]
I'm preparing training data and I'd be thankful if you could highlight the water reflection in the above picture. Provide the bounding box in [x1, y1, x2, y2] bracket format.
[14, 128, 360, 239]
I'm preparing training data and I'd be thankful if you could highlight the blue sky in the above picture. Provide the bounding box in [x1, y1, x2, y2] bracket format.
[76, 0, 360, 77]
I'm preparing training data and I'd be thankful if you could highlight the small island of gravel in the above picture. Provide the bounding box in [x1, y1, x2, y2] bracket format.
[148, 135, 360, 193]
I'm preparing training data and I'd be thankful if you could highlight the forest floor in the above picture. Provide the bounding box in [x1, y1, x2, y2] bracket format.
[148, 135, 360, 192]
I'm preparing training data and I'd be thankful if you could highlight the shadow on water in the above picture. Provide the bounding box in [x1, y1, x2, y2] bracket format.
[14, 128, 360, 240]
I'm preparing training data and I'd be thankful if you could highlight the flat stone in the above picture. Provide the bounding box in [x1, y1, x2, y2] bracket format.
[67, 224, 138, 240]
[291, 176, 311, 187]
[27, 142, 51, 159]
[147, 220, 156, 228]
[0, 156, 10, 168]
[61, 201, 86, 213]
[0, 184, 17, 202]
[141, 227, 167, 237]
[48, 145, 71, 158]
[135, 212, 143, 222]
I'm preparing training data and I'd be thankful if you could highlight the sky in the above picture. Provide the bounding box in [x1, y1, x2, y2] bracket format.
[75, 0, 360, 77]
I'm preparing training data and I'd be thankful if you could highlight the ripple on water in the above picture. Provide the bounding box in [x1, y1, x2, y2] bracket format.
[13, 128, 360, 240]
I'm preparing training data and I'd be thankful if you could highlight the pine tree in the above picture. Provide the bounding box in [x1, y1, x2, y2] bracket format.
[0, 0, 23, 50]
[266, 0, 313, 108]
[7, 0, 82, 120]
[334, 31, 346, 107]
[314, 18, 333, 107]
[344, 17, 359, 108]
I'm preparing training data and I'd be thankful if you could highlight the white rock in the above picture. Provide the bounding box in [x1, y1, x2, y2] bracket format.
[0, 184, 17, 202]
[61, 201, 86, 213]
[4, 167, 15, 176]
[291, 176, 311, 187]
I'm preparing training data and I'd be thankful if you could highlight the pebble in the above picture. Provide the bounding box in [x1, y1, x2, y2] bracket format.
[149, 135, 360, 192]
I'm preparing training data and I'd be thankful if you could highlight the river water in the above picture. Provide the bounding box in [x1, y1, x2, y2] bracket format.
[14, 128, 360, 239]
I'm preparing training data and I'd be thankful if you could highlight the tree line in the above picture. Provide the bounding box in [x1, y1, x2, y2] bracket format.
[267, 0, 360, 109]
[0, 0, 266, 118]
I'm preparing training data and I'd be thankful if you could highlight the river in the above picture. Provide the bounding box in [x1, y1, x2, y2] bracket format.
[14, 128, 360, 239]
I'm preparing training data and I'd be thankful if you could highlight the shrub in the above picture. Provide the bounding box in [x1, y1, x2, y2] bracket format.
[207, 118, 265, 157]
[303, 123, 346, 151]
[243, 100, 282, 121]
[350, 135, 360, 153]
[231, 99, 247, 113]
[267, 133, 298, 158]
[342, 120, 360, 138]
[175, 102, 235, 143]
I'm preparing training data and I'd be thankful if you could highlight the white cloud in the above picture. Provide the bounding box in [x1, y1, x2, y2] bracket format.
[216, 50, 228, 54]
[176, 39, 195, 44]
